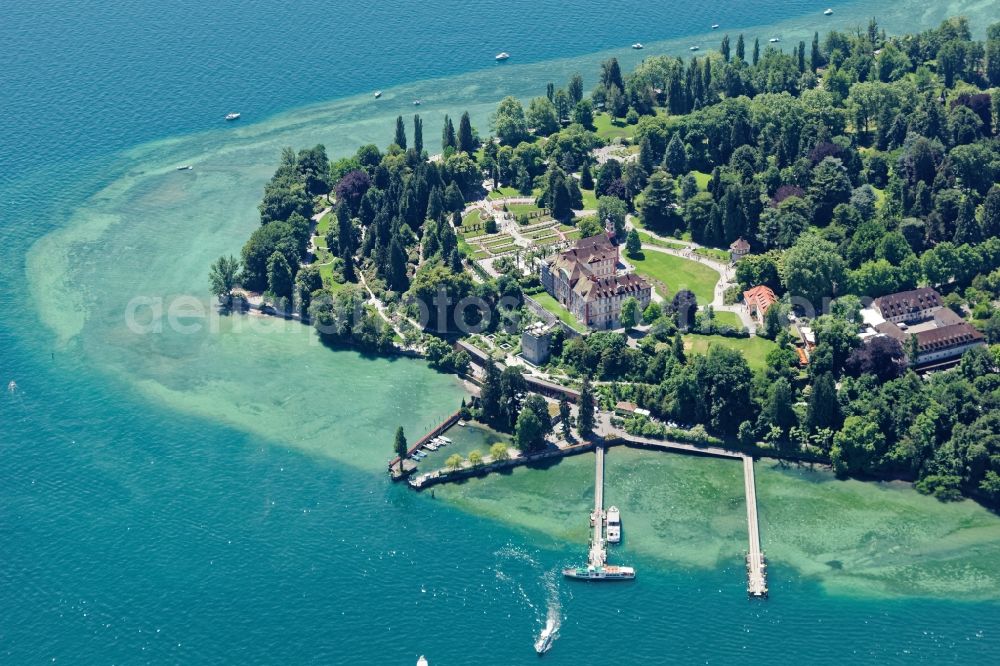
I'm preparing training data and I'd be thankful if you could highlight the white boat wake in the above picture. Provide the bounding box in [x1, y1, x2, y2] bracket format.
[534, 572, 561, 655]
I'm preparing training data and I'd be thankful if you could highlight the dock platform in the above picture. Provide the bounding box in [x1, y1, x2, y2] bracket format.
[589, 445, 607, 567]
[743, 455, 767, 598]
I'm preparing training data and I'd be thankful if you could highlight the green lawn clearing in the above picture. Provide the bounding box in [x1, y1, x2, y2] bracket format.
[683, 334, 777, 372]
[530, 291, 585, 332]
[629, 249, 719, 303]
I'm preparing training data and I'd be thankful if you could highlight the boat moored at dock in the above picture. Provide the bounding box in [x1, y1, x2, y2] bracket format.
[606, 506, 621, 544]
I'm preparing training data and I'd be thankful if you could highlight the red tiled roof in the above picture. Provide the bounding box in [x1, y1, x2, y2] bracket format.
[743, 285, 777, 314]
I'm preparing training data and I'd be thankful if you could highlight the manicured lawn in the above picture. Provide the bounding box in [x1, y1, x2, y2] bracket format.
[530, 291, 584, 332]
[710, 310, 742, 328]
[508, 202, 545, 217]
[629, 250, 719, 303]
[317, 211, 333, 235]
[592, 112, 636, 141]
[683, 334, 777, 371]
[462, 208, 488, 225]
[579, 187, 599, 210]
[488, 186, 521, 200]
[460, 227, 487, 239]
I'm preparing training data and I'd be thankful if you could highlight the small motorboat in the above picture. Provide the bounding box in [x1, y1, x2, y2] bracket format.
[631, 43, 643, 50]
[689, 45, 700, 51]
[824, 8, 834, 16]
[417, 656, 428, 666]
[225, 112, 241, 121]
[440, 436, 452, 444]
[413, 99, 421, 106]
[769, 37, 781, 43]
[711, 23, 720, 29]
[457, 421, 467, 427]
[534, 617, 556, 655]
[176, 165, 192, 171]
[495, 52, 510, 61]
[7, 380, 16, 393]
[374, 90, 383, 98]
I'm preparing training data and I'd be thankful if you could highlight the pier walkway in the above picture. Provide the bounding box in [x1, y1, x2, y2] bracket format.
[743, 455, 768, 597]
[589, 445, 607, 567]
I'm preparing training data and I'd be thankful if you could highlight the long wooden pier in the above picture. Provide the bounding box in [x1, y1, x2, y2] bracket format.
[588, 445, 607, 567]
[743, 455, 768, 597]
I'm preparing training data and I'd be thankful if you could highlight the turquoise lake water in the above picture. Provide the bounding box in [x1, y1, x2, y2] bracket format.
[3, 0, 1000, 662]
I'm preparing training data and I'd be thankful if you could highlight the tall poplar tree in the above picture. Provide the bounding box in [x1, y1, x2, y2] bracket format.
[394, 115, 407, 150]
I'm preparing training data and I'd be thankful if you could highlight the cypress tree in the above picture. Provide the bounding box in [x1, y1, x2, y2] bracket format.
[442, 115, 456, 150]
[765, 377, 797, 435]
[394, 115, 407, 150]
[988, 23, 1000, 87]
[546, 82, 555, 101]
[457, 112, 475, 154]
[806, 373, 841, 432]
[797, 41, 806, 72]
[413, 114, 423, 154]
[387, 232, 409, 292]
[664, 132, 687, 175]
[720, 34, 731, 62]
[568, 73, 584, 104]
[266, 251, 294, 301]
[752, 38, 760, 66]
[393, 426, 407, 470]
[982, 185, 1000, 238]
[481, 363, 502, 425]
[810, 32, 821, 72]
[341, 239, 356, 282]
[736, 34, 745, 61]
[426, 186, 444, 221]
[671, 334, 686, 363]
[580, 162, 594, 190]
[952, 195, 981, 244]
[546, 167, 573, 221]
[578, 375, 596, 438]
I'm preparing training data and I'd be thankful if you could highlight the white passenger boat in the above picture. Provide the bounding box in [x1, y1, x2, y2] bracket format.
[606, 506, 621, 544]
[562, 564, 635, 580]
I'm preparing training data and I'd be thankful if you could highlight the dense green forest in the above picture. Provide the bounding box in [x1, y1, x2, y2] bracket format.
[214, 17, 1000, 506]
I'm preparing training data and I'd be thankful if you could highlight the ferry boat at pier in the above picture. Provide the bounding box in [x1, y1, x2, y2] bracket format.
[562, 564, 635, 580]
